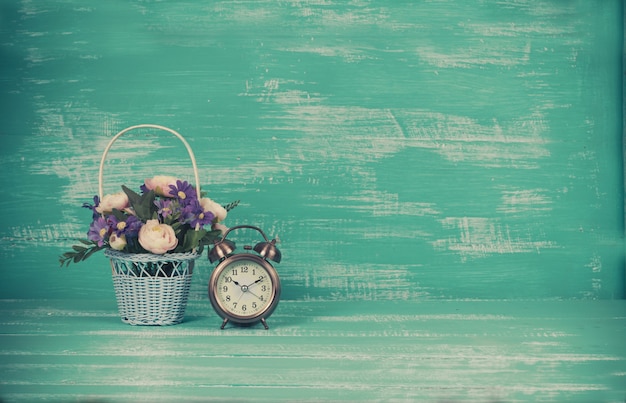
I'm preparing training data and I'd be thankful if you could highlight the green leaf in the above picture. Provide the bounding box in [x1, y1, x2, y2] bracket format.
[111, 208, 127, 221]
[59, 241, 105, 267]
[83, 246, 102, 261]
[121, 185, 142, 206]
[122, 185, 156, 221]
[199, 229, 223, 246]
[180, 228, 207, 252]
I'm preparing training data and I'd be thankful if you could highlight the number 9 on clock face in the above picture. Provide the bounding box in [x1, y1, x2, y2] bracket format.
[208, 254, 281, 326]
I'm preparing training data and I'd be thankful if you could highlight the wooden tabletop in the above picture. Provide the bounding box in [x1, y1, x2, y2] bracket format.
[1, 298, 625, 402]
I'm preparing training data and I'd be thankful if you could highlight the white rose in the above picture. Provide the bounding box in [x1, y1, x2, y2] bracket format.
[109, 233, 127, 251]
[200, 198, 227, 222]
[138, 219, 178, 254]
[144, 176, 180, 197]
[96, 192, 130, 214]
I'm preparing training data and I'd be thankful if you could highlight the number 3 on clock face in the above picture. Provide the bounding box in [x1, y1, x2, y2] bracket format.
[209, 254, 281, 328]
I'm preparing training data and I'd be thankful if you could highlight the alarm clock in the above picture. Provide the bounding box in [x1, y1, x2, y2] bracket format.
[207, 225, 281, 329]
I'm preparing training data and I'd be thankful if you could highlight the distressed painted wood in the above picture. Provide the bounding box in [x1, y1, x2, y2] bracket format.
[0, 1, 625, 402]
[1, 299, 625, 402]
[0, 0, 623, 301]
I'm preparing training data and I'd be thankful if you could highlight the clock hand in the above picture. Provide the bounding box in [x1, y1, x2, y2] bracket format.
[246, 289, 263, 300]
[246, 276, 265, 289]
[237, 277, 264, 299]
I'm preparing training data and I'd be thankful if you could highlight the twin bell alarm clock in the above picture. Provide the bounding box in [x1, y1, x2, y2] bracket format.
[207, 225, 281, 329]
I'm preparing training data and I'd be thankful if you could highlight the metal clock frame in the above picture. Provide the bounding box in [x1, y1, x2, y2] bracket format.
[209, 254, 281, 329]
[208, 225, 282, 330]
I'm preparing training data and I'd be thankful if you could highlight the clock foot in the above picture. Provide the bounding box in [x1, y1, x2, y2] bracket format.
[261, 318, 269, 330]
[220, 318, 229, 329]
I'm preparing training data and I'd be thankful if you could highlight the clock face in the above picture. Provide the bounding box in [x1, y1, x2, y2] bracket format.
[209, 254, 280, 323]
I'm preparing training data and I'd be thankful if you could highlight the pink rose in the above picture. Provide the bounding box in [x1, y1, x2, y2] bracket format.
[200, 198, 227, 222]
[144, 176, 180, 197]
[96, 192, 130, 214]
[138, 219, 178, 254]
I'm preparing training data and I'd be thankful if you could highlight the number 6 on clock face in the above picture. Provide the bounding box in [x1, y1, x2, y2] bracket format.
[208, 254, 281, 329]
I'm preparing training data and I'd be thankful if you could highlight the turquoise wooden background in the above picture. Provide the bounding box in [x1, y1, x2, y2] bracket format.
[0, 0, 623, 302]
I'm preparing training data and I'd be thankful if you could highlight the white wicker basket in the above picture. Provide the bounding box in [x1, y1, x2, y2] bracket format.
[99, 124, 202, 326]
[105, 249, 198, 325]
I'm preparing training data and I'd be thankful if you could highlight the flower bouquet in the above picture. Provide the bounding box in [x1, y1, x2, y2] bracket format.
[60, 176, 237, 268]
[60, 124, 238, 326]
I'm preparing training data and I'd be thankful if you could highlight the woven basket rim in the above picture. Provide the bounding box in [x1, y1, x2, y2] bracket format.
[104, 248, 200, 262]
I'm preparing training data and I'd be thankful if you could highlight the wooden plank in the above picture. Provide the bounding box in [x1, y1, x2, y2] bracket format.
[1, 299, 625, 402]
[0, 2, 624, 401]
[0, 0, 623, 301]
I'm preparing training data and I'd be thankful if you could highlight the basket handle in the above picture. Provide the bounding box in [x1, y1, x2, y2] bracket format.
[98, 124, 201, 200]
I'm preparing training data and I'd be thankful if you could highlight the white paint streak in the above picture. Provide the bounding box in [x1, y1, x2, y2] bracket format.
[310, 190, 440, 218]
[396, 111, 550, 168]
[274, 106, 551, 170]
[416, 44, 529, 69]
[433, 217, 556, 258]
[498, 188, 552, 214]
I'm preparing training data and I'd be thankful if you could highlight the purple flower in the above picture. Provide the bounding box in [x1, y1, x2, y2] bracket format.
[87, 217, 110, 247]
[181, 199, 214, 228]
[107, 215, 142, 237]
[155, 199, 175, 219]
[82, 195, 101, 220]
[124, 216, 142, 237]
[169, 180, 197, 204]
